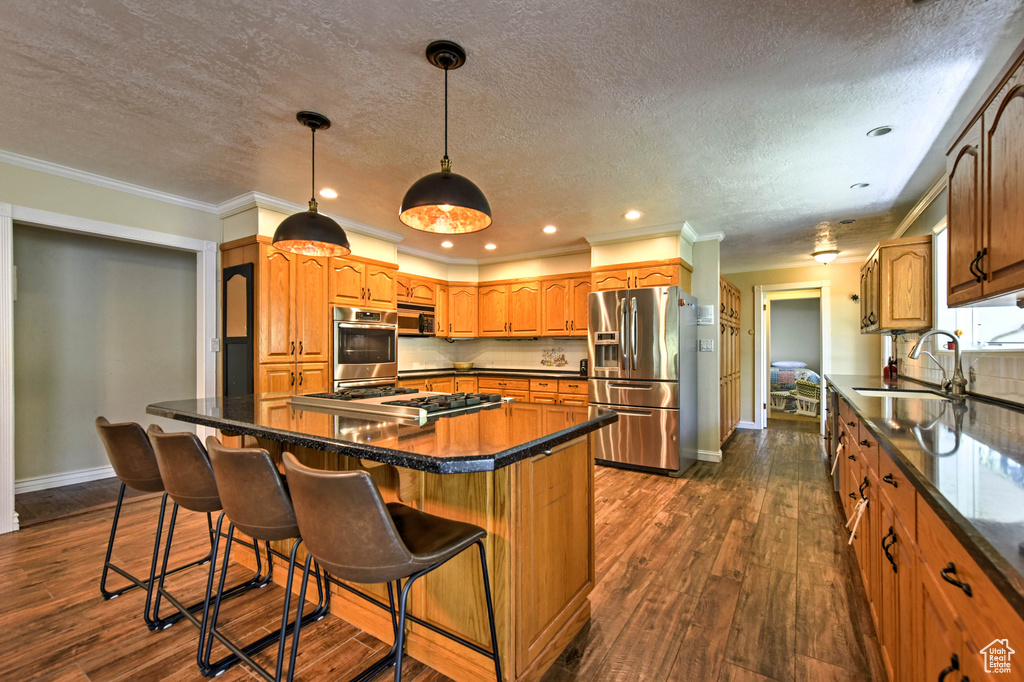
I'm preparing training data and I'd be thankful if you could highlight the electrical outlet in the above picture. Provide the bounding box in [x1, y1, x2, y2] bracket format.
[699, 339, 714, 352]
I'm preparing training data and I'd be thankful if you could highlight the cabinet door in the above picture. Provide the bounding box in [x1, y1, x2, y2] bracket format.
[866, 258, 880, 332]
[259, 249, 296, 364]
[592, 269, 630, 291]
[503, 389, 531, 402]
[859, 265, 869, 332]
[541, 280, 570, 336]
[947, 120, 985, 306]
[893, 512, 918, 682]
[478, 285, 509, 336]
[878, 496, 899, 681]
[297, 362, 331, 394]
[983, 64, 1024, 298]
[295, 255, 330, 363]
[569, 277, 591, 336]
[634, 265, 678, 288]
[918, 562, 963, 682]
[509, 281, 542, 336]
[365, 265, 397, 309]
[880, 243, 932, 332]
[258, 363, 295, 394]
[328, 258, 365, 307]
[449, 286, 478, 337]
[397, 378, 428, 391]
[428, 376, 455, 394]
[396, 275, 411, 303]
[406, 278, 436, 305]
[435, 283, 449, 337]
[454, 376, 477, 393]
[530, 392, 558, 404]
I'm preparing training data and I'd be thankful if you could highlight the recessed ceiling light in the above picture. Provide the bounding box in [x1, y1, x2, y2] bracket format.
[484, 243, 497, 250]
[812, 249, 840, 264]
[543, 225, 557, 234]
[839, 219, 856, 224]
[319, 188, 338, 199]
[906, 0, 938, 6]
[866, 126, 894, 137]
[851, 183, 870, 189]
[441, 240, 454, 248]
[623, 210, 643, 220]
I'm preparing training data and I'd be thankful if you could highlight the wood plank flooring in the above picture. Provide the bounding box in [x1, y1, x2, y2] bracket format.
[15, 477, 158, 527]
[0, 422, 881, 681]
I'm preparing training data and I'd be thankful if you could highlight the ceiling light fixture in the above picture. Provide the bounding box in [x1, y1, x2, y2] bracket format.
[623, 210, 643, 220]
[399, 40, 492, 235]
[867, 126, 894, 137]
[850, 183, 870, 189]
[319, 188, 338, 199]
[813, 249, 840, 264]
[271, 112, 351, 257]
[484, 243, 497, 250]
[441, 240, 454, 248]
[543, 225, 557, 234]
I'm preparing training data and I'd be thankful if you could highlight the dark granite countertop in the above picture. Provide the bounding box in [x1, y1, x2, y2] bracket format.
[147, 394, 616, 475]
[826, 374, 1024, 616]
[399, 367, 588, 381]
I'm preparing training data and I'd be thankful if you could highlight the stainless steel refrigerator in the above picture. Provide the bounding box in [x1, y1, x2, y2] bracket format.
[588, 286, 698, 476]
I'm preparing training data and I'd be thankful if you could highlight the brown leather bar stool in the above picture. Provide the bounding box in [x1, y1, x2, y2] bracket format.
[94, 417, 213, 630]
[282, 452, 502, 682]
[204, 437, 330, 681]
[147, 426, 275, 674]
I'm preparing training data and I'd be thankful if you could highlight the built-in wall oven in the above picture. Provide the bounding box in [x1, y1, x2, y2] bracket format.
[333, 306, 398, 390]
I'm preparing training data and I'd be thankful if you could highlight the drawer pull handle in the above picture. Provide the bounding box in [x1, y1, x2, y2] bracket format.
[859, 439, 870, 447]
[938, 653, 959, 681]
[881, 526, 897, 573]
[882, 473, 898, 487]
[848, 454, 856, 461]
[848, 492, 857, 500]
[859, 477, 869, 498]
[847, 421, 856, 427]
[939, 563, 972, 597]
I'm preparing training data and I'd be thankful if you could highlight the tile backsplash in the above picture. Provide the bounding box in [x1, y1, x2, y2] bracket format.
[894, 335, 1024, 406]
[398, 337, 588, 372]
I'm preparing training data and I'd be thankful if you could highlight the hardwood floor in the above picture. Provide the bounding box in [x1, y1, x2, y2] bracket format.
[15, 477, 158, 527]
[0, 422, 881, 681]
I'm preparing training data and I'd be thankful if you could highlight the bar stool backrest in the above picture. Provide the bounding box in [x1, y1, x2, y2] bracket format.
[147, 425, 222, 513]
[206, 437, 300, 542]
[282, 452, 414, 583]
[95, 417, 164, 493]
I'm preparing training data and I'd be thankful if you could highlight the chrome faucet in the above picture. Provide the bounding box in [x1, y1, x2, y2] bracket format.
[909, 330, 967, 396]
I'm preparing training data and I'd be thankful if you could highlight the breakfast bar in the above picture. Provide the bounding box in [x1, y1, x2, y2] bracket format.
[148, 394, 617, 682]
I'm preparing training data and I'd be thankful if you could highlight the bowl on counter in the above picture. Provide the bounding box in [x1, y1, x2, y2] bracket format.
[453, 362, 474, 371]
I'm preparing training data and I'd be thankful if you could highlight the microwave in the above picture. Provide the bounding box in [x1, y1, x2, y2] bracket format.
[397, 303, 436, 336]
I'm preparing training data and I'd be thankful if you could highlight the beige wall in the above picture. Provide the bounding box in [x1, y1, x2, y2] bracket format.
[13, 225, 197, 481]
[478, 252, 591, 281]
[726, 261, 881, 423]
[591, 234, 692, 268]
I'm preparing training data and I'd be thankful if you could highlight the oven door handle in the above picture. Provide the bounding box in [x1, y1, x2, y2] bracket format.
[335, 322, 398, 330]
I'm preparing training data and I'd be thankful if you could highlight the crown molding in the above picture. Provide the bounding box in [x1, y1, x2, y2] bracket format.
[890, 175, 946, 240]
[585, 222, 691, 246]
[681, 221, 699, 243]
[475, 244, 591, 265]
[0, 149, 221, 213]
[694, 231, 725, 242]
[723, 254, 864, 275]
[396, 244, 477, 265]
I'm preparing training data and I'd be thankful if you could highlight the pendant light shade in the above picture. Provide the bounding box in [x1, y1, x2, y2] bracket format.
[399, 41, 492, 234]
[272, 111, 351, 258]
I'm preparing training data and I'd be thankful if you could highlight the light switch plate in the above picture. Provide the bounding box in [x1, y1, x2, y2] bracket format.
[699, 339, 714, 352]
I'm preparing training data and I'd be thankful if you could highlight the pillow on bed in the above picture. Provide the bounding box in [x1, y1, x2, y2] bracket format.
[772, 361, 807, 369]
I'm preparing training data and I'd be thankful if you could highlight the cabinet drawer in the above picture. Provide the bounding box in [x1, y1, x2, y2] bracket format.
[503, 389, 530, 402]
[558, 379, 588, 395]
[529, 392, 558, 404]
[917, 498, 1024, 652]
[877, 450, 917, 537]
[855, 424, 879, 473]
[558, 395, 588, 406]
[478, 376, 531, 392]
[530, 378, 559, 393]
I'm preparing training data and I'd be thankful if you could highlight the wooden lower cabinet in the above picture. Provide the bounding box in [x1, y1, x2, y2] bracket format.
[259, 363, 295, 394]
[297, 363, 331, 393]
[454, 375, 477, 393]
[261, 361, 330, 395]
[918, 561, 963, 682]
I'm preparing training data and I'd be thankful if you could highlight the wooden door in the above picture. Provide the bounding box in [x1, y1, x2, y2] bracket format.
[509, 281, 542, 336]
[435, 283, 449, 337]
[947, 120, 985, 306]
[893, 512, 918, 682]
[878, 495, 899, 680]
[449, 286, 478, 337]
[328, 258, 365, 307]
[569, 277, 591, 336]
[397, 378, 428, 391]
[428, 376, 455, 393]
[558, 395, 587, 406]
[406, 277, 436, 305]
[295, 255, 330, 363]
[880, 240, 932, 331]
[592, 269, 630, 291]
[634, 264, 678, 288]
[258, 363, 295, 394]
[859, 264, 869, 332]
[530, 393, 558, 404]
[297, 362, 331, 394]
[478, 285, 509, 336]
[365, 265, 397, 309]
[983, 65, 1024, 298]
[396, 275, 411, 303]
[541, 280, 570, 336]
[454, 376, 477, 393]
[918, 562, 963, 682]
[259, 249, 296, 364]
[866, 258, 880, 332]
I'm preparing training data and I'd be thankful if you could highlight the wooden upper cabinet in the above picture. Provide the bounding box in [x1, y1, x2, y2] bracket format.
[982, 64, 1024, 298]
[365, 265, 397, 309]
[880, 239, 932, 332]
[435, 283, 449, 337]
[509, 281, 542, 336]
[259, 249, 296, 364]
[295, 255, 330, 363]
[398, 275, 436, 305]
[448, 286, 478, 337]
[541, 280, 570, 335]
[634, 264, 677, 288]
[478, 284, 509, 336]
[569, 277, 591, 336]
[947, 119, 985, 307]
[328, 258, 365, 307]
[592, 269, 630, 291]
[591, 261, 682, 291]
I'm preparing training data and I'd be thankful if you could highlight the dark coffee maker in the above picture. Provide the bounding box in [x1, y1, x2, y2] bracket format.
[579, 359, 588, 377]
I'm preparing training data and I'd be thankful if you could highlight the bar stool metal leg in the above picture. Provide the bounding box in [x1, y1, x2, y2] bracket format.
[476, 540, 503, 682]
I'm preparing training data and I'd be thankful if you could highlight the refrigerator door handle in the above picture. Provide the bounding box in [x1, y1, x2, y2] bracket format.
[631, 297, 638, 371]
[608, 382, 654, 390]
[614, 407, 654, 417]
[619, 301, 628, 372]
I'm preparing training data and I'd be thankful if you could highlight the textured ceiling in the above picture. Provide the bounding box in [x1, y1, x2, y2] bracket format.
[0, 0, 1022, 271]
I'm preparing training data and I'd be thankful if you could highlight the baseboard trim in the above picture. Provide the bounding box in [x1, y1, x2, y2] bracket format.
[737, 420, 759, 430]
[15, 465, 116, 494]
[697, 449, 723, 463]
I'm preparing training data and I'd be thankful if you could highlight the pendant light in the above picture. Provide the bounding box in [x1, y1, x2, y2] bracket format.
[399, 41, 492, 234]
[271, 111, 351, 257]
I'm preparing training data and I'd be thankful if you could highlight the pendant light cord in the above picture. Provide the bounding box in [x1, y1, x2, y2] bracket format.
[311, 126, 316, 206]
[443, 64, 449, 162]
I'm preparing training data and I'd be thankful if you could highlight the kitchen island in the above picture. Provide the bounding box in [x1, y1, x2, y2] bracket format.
[147, 394, 617, 682]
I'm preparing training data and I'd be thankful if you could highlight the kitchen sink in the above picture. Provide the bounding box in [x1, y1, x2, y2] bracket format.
[854, 388, 950, 401]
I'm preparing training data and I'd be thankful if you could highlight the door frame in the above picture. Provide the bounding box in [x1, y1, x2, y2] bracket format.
[753, 280, 831, 433]
[0, 202, 218, 534]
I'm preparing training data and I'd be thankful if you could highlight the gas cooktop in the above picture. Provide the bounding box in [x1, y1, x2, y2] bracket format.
[291, 389, 508, 420]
